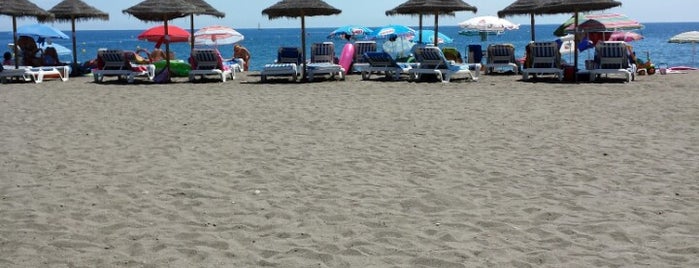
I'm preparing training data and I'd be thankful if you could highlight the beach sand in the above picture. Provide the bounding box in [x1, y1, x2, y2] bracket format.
[1, 72, 697, 267]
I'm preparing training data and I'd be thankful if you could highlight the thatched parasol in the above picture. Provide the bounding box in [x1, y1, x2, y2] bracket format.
[185, 0, 225, 49]
[386, 0, 477, 46]
[498, 0, 552, 41]
[45, 0, 109, 67]
[262, 0, 341, 82]
[1, 0, 54, 68]
[124, 0, 205, 82]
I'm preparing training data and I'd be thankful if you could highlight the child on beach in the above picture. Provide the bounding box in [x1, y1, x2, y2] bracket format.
[2, 52, 12, 65]
[233, 44, 251, 71]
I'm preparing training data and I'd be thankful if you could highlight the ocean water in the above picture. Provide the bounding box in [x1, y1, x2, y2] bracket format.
[3, 22, 698, 71]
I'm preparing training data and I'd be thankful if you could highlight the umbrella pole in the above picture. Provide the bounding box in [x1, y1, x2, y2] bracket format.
[13, 16, 19, 69]
[530, 14, 535, 41]
[419, 14, 423, 44]
[164, 18, 171, 83]
[190, 14, 195, 50]
[433, 13, 439, 47]
[573, 11, 579, 82]
[301, 15, 307, 82]
[71, 18, 78, 65]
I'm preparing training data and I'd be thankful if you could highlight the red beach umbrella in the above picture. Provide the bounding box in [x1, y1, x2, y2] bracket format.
[138, 25, 191, 48]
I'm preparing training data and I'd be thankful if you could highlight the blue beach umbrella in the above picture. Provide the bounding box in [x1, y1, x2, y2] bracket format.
[16, 24, 70, 40]
[369, 25, 416, 39]
[412, 30, 452, 44]
[328, 25, 373, 40]
[38, 41, 72, 56]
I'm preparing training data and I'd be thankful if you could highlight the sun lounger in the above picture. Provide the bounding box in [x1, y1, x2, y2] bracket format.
[261, 47, 303, 82]
[485, 44, 518, 74]
[1, 65, 70, 83]
[360, 52, 412, 81]
[589, 41, 636, 82]
[521, 41, 564, 81]
[92, 49, 155, 83]
[188, 49, 234, 82]
[307, 42, 345, 82]
[408, 45, 479, 82]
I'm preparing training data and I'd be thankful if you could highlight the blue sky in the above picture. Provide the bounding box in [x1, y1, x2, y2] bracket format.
[2, 0, 697, 31]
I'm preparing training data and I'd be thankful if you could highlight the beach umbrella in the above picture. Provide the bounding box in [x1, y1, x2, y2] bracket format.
[262, 0, 341, 81]
[16, 24, 70, 40]
[669, 31, 699, 66]
[411, 30, 452, 44]
[124, 0, 205, 82]
[0, 0, 54, 68]
[44, 0, 108, 65]
[608, 31, 643, 42]
[498, 0, 622, 81]
[327, 25, 373, 40]
[194, 25, 244, 46]
[369, 25, 416, 39]
[498, 0, 549, 41]
[138, 25, 191, 47]
[458, 15, 519, 41]
[38, 40, 72, 56]
[555, 13, 643, 36]
[386, 0, 477, 46]
[184, 0, 225, 49]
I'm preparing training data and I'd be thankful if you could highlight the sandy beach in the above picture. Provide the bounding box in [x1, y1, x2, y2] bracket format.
[1, 72, 697, 267]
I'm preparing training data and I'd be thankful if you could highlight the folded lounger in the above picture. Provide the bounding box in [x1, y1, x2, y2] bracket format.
[260, 47, 303, 82]
[360, 51, 412, 81]
[307, 42, 345, 82]
[92, 49, 155, 83]
[188, 49, 234, 82]
[409, 45, 479, 82]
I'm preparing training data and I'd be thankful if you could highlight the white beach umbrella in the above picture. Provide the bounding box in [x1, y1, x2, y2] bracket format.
[194, 25, 244, 46]
[459, 16, 519, 34]
[669, 31, 699, 66]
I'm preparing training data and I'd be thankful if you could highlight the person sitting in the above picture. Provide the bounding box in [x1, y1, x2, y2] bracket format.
[2, 51, 12, 65]
[233, 44, 251, 71]
[16, 36, 42, 66]
[149, 48, 166, 62]
[42, 47, 62, 66]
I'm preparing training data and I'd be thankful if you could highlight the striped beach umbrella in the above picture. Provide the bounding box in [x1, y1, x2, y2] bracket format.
[194, 25, 244, 46]
[556, 13, 643, 36]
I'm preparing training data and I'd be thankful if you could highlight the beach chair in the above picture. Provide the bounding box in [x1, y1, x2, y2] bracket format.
[408, 45, 479, 82]
[360, 52, 412, 81]
[485, 44, 518, 74]
[521, 41, 564, 81]
[589, 41, 636, 82]
[188, 49, 234, 82]
[92, 49, 155, 83]
[0, 65, 70, 83]
[352, 41, 378, 73]
[260, 47, 303, 82]
[307, 42, 345, 82]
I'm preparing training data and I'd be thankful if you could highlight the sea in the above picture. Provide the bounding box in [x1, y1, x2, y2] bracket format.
[2, 22, 698, 71]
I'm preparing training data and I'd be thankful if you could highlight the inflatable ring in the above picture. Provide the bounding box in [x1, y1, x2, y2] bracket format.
[153, 60, 191, 77]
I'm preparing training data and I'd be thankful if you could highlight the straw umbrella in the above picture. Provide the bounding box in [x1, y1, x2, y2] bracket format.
[386, 0, 477, 46]
[184, 0, 225, 49]
[123, 0, 204, 82]
[498, 0, 552, 41]
[44, 0, 109, 67]
[262, 0, 341, 81]
[0, 0, 53, 68]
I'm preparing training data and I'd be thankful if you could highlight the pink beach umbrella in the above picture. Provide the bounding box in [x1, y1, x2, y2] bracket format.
[608, 31, 644, 42]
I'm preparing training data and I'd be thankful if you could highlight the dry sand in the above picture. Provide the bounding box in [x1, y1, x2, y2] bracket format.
[1, 72, 697, 267]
